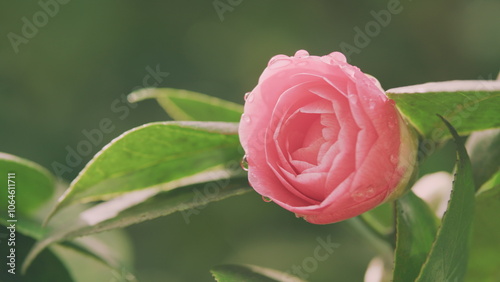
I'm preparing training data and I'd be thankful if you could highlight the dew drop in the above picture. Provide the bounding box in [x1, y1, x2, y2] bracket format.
[328, 52, 347, 63]
[294, 50, 309, 58]
[390, 154, 398, 164]
[262, 196, 272, 202]
[241, 114, 251, 123]
[240, 155, 249, 171]
[341, 65, 356, 77]
[268, 54, 289, 66]
[348, 94, 358, 104]
[388, 120, 396, 129]
[244, 92, 254, 102]
[369, 100, 376, 110]
[269, 58, 292, 69]
[297, 61, 308, 67]
[320, 56, 335, 64]
[352, 191, 365, 202]
[365, 186, 375, 197]
[352, 186, 376, 202]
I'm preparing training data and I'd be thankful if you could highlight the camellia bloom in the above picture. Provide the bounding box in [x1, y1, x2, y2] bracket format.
[239, 50, 417, 224]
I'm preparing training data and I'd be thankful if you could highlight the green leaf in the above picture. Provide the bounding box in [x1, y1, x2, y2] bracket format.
[24, 177, 251, 271]
[466, 170, 500, 281]
[0, 230, 73, 282]
[415, 116, 475, 281]
[393, 191, 439, 282]
[0, 153, 55, 216]
[211, 264, 306, 282]
[129, 88, 244, 122]
[50, 243, 136, 282]
[52, 230, 137, 282]
[464, 129, 500, 280]
[0, 217, 134, 280]
[387, 80, 500, 140]
[465, 128, 500, 188]
[47, 121, 242, 221]
[58, 177, 250, 239]
[0, 217, 46, 241]
[478, 170, 500, 193]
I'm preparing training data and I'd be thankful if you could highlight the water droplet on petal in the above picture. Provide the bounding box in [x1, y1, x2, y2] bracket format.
[241, 114, 251, 123]
[341, 65, 356, 77]
[240, 155, 249, 171]
[262, 196, 272, 202]
[244, 92, 254, 102]
[352, 186, 375, 202]
[328, 52, 347, 63]
[269, 58, 292, 69]
[369, 100, 376, 110]
[352, 191, 365, 202]
[348, 94, 358, 104]
[390, 154, 398, 164]
[297, 61, 308, 66]
[388, 120, 396, 129]
[320, 56, 335, 64]
[268, 54, 289, 66]
[294, 50, 309, 58]
[366, 187, 375, 197]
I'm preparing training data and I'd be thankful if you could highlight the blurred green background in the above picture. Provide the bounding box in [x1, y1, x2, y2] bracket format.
[1, 0, 499, 281]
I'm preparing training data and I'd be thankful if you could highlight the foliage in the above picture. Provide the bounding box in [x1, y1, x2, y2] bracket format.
[1, 79, 498, 281]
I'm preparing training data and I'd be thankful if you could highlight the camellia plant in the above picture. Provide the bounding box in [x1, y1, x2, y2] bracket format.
[1, 50, 499, 281]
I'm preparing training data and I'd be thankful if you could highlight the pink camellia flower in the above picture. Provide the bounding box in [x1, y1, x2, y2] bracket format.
[239, 50, 417, 224]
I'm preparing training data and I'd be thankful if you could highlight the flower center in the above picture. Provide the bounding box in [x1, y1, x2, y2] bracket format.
[282, 107, 339, 174]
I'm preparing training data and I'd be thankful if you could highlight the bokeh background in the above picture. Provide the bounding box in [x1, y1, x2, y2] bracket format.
[1, 0, 499, 281]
